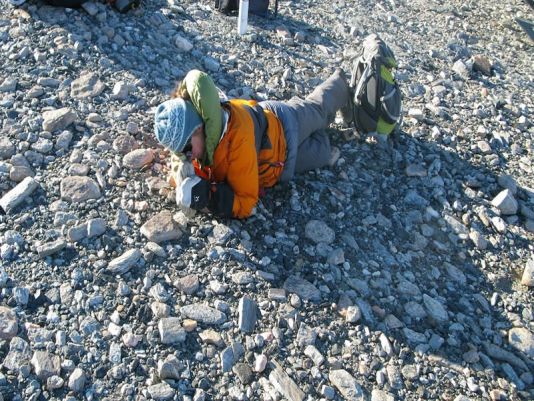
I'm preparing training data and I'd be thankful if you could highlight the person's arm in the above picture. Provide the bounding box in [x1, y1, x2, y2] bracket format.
[176, 129, 259, 219]
[218, 132, 259, 218]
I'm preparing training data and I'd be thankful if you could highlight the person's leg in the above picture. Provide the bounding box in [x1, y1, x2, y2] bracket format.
[294, 130, 331, 173]
[285, 68, 350, 146]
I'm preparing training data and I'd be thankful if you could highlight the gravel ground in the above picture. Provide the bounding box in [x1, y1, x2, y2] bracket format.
[0, 0, 533, 400]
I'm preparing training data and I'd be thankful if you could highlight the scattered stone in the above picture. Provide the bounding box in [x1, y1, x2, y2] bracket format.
[71, 72, 105, 98]
[405, 164, 427, 177]
[180, 304, 227, 325]
[36, 239, 66, 258]
[60, 176, 101, 203]
[254, 354, 268, 372]
[305, 220, 335, 244]
[147, 382, 175, 401]
[345, 305, 362, 323]
[199, 330, 225, 347]
[422, 294, 448, 323]
[508, 327, 534, 359]
[0, 176, 39, 214]
[283, 275, 321, 302]
[473, 55, 492, 75]
[233, 363, 253, 384]
[0, 307, 18, 340]
[269, 360, 305, 401]
[68, 368, 86, 393]
[47, 375, 64, 390]
[140, 210, 182, 243]
[483, 342, 528, 371]
[221, 346, 235, 372]
[158, 355, 181, 380]
[238, 296, 257, 333]
[521, 258, 534, 287]
[108, 249, 142, 274]
[111, 81, 130, 100]
[158, 318, 187, 344]
[175, 34, 194, 52]
[42, 108, 76, 132]
[175, 274, 199, 294]
[31, 351, 61, 379]
[296, 323, 317, 346]
[491, 189, 518, 215]
[304, 345, 325, 366]
[0, 137, 15, 159]
[329, 369, 366, 401]
[113, 134, 138, 154]
[371, 389, 395, 401]
[123, 148, 154, 169]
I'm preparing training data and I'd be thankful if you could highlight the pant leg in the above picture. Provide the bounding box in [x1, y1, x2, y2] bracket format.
[294, 130, 331, 173]
[285, 68, 350, 146]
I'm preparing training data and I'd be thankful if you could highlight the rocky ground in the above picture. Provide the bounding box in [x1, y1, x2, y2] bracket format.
[0, 0, 533, 400]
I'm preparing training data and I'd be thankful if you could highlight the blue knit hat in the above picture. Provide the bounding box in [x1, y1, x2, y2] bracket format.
[154, 98, 203, 154]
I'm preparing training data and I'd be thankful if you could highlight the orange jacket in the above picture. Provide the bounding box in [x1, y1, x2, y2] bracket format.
[194, 99, 286, 218]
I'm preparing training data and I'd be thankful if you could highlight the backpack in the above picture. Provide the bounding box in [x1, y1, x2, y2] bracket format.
[349, 34, 402, 137]
[215, 0, 271, 16]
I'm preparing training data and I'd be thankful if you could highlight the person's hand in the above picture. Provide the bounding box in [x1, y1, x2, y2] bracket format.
[176, 176, 210, 210]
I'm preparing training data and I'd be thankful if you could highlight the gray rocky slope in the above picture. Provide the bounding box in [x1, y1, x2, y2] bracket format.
[0, 0, 533, 400]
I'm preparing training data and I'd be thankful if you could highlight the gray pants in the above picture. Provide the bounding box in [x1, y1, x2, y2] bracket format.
[261, 69, 350, 180]
[287, 68, 350, 172]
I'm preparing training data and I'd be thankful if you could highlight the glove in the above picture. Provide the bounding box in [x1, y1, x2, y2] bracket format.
[176, 176, 210, 210]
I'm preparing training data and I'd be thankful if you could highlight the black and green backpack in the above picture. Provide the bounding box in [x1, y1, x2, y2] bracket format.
[349, 34, 402, 137]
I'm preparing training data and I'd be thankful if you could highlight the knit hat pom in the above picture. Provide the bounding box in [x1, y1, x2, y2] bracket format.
[154, 98, 203, 154]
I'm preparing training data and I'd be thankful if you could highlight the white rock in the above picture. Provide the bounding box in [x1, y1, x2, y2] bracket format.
[108, 249, 142, 274]
[0, 177, 39, 214]
[304, 345, 325, 366]
[42, 107, 76, 132]
[158, 317, 187, 344]
[47, 375, 64, 390]
[70, 72, 105, 99]
[60, 176, 101, 203]
[140, 210, 182, 243]
[491, 189, 518, 215]
[254, 354, 268, 372]
[521, 258, 534, 287]
[269, 360, 305, 401]
[112, 81, 130, 100]
[123, 148, 154, 170]
[175, 34, 194, 52]
[31, 351, 61, 379]
[148, 382, 175, 401]
[508, 327, 534, 359]
[0, 306, 18, 340]
[68, 368, 86, 392]
[329, 369, 366, 401]
[345, 305, 362, 323]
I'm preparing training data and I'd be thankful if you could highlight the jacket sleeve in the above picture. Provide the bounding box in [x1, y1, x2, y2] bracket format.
[224, 130, 259, 219]
[181, 70, 223, 165]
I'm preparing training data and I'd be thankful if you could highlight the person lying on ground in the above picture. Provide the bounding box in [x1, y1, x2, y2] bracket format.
[153, 68, 354, 219]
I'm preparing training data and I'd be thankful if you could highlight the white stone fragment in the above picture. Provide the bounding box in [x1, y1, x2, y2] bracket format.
[0, 177, 39, 213]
